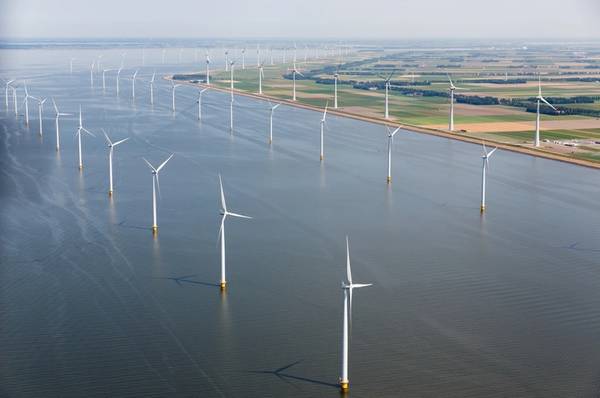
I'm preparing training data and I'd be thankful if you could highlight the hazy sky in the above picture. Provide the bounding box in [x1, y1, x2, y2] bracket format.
[2, 0, 600, 39]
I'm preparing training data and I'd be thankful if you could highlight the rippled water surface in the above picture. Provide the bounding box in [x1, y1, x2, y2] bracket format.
[1, 46, 600, 397]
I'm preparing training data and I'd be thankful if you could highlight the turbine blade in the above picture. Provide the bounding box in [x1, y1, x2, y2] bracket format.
[487, 147, 498, 157]
[273, 103, 280, 110]
[219, 174, 227, 212]
[81, 127, 95, 137]
[227, 211, 252, 219]
[351, 283, 373, 289]
[217, 215, 226, 246]
[346, 236, 352, 285]
[540, 96, 557, 111]
[102, 128, 112, 145]
[155, 174, 161, 199]
[391, 126, 400, 137]
[156, 154, 174, 172]
[52, 97, 58, 114]
[113, 137, 129, 146]
[143, 157, 157, 172]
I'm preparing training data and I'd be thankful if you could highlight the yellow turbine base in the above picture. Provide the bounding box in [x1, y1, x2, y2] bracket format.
[387, 176, 391, 183]
[78, 165, 83, 171]
[480, 205, 485, 213]
[220, 282, 227, 291]
[340, 381, 349, 392]
[108, 190, 113, 197]
[320, 155, 323, 161]
[152, 226, 158, 234]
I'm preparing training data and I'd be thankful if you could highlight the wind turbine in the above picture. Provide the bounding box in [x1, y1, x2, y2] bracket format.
[205, 51, 211, 85]
[256, 44, 260, 67]
[258, 62, 265, 95]
[52, 98, 71, 151]
[339, 236, 372, 392]
[197, 88, 208, 120]
[217, 174, 252, 290]
[11, 85, 18, 116]
[382, 71, 394, 119]
[161, 48, 166, 64]
[480, 142, 498, 213]
[171, 82, 182, 112]
[386, 126, 401, 184]
[225, 50, 229, 71]
[131, 70, 139, 99]
[22, 85, 33, 126]
[102, 68, 113, 91]
[534, 75, 557, 147]
[447, 74, 465, 131]
[150, 72, 156, 105]
[143, 154, 174, 234]
[333, 65, 340, 109]
[102, 129, 129, 196]
[289, 62, 304, 101]
[268, 102, 280, 144]
[34, 97, 47, 136]
[320, 101, 328, 161]
[241, 48, 246, 69]
[4, 79, 14, 109]
[116, 65, 123, 96]
[75, 106, 95, 170]
[90, 61, 95, 87]
[229, 61, 236, 131]
[69, 58, 75, 73]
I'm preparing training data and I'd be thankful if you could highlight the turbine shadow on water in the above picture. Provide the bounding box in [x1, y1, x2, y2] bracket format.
[248, 361, 339, 389]
[157, 274, 221, 288]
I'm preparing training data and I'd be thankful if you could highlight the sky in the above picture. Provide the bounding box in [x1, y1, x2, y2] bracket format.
[2, 0, 600, 40]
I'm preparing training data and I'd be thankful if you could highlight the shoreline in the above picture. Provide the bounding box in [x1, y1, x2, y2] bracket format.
[165, 75, 600, 170]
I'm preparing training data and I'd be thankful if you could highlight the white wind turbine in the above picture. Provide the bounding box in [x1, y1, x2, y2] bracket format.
[11, 85, 18, 116]
[339, 236, 372, 392]
[149, 72, 156, 105]
[258, 62, 265, 95]
[229, 61, 236, 131]
[386, 126, 401, 183]
[102, 129, 129, 196]
[75, 106, 95, 170]
[197, 88, 208, 120]
[116, 65, 123, 96]
[320, 101, 328, 161]
[52, 98, 71, 151]
[447, 74, 465, 131]
[102, 68, 113, 91]
[241, 48, 246, 69]
[333, 65, 340, 109]
[289, 62, 304, 101]
[268, 102, 280, 144]
[382, 71, 394, 119]
[22, 85, 33, 126]
[225, 50, 229, 71]
[4, 79, 14, 109]
[34, 97, 47, 136]
[143, 154, 174, 234]
[256, 44, 260, 67]
[69, 58, 75, 74]
[90, 61, 95, 87]
[534, 75, 557, 147]
[131, 70, 139, 99]
[205, 51, 211, 85]
[171, 82, 182, 112]
[480, 142, 498, 213]
[217, 174, 252, 290]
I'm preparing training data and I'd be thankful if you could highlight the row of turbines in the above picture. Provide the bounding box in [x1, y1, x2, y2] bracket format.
[2, 51, 503, 392]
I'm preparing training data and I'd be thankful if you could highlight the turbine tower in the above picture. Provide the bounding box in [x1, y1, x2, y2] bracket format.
[480, 142, 498, 213]
[75, 106, 95, 170]
[320, 101, 328, 161]
[268, 102, 280, 144]
[534, 75, 557, 147]
[143, 154, 174, 234]
[241, 48, 246, 69]
[4, 79, 14, 109]
[217, 174, 252, 290]
[150, 72, 156, 105]
[102, 69, 113, 91]
[34, 97, 47, 136]
[197, 88, 208, 121]
[386, 126, 401, 183]
[382, 71, 394, 119]
[22, 85, 33, 126]
[131, 70, 139, 100]
[103, 130, 129, 196]
[339, 236, 372, 392]
[116, 65, 123, 96]
[290, 62, 304, 101]
[52, 98, 71, 151]
[447, 74, 464, 131]
[205, 51, 211, 85]
[90, 61, 95, 88]
[258, 62, 265, 95]
[171, 82, 182, 112]
[333, 66, 340, 109]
